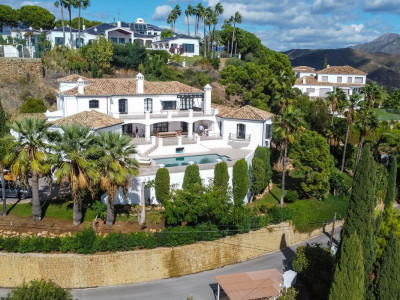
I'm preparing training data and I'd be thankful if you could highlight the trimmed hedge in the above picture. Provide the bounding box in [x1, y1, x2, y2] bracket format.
[155, 168, 170, 205]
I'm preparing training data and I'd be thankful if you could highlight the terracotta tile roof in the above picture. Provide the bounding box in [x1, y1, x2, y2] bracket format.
[61, 78, 203, 96]
[51, 110, 123, 130]
[57, 74, 91, 82]
[293, 66, 315, 72]
[316, 65, 367, 75]
[295, 76, 366, 87]
[214, 105, 274, 121]
[211, 104, 236, 116]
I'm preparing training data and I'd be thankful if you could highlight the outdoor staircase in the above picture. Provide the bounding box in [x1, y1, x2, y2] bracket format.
[144, 145, 158, 156]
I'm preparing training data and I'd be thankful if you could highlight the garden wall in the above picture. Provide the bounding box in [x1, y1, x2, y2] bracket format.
[0, 221, 342, 288]
[0, 58, 43, 81]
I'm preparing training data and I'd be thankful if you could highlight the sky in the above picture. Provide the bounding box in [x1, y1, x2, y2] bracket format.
[2, 0, 400, 51]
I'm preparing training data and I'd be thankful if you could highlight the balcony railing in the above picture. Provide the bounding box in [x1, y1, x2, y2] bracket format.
[229, 133, 251, 141]
[116, 109, 215, 120]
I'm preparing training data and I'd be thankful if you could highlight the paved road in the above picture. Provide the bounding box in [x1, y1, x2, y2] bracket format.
[69, 227, 341, 300]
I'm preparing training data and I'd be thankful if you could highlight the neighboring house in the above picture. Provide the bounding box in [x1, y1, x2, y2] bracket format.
[293, 65, 367, 98]
[47, 73, 274, 205]
[293, 66, 317, 78]
[152, 34, 200, 57]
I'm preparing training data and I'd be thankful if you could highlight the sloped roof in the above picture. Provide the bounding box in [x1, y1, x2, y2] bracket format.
[295, 76, 366, 87]
[57, 74, 91, 82]
[51, 110, 123, 130]
[293, 66, 315, 72]
[52, 27, 78, 32]
[61, 77, 202, 96]
[214, 105, 274, 121]
[85, 23, 115, 35]
[317, 65, 367, 75]
[156, 33, 199, 42]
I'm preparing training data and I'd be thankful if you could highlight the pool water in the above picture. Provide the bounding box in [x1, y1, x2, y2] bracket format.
[154, 154, 230, 167]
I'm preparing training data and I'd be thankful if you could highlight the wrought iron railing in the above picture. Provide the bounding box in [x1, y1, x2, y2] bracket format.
[228, 133, 251, 141]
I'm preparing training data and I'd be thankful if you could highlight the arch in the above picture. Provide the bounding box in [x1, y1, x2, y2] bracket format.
[119, 98, 128, 114]
[89, 99, 99, 109]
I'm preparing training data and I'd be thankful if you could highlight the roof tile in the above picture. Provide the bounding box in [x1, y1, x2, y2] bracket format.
[213, 104, 274, 121]
[51, 110, 123, 130]
[316, 65, 367, 75]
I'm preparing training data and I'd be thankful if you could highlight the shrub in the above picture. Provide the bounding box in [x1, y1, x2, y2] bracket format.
[155, 168, 170, 205]
[73, 226, 97, 254]
[182, 164, 201, 191]
[232, 158, 249, 206]
[92, 201, 107, 220]
[267, 206, 293, 224]
[285, 190, 299, 203]
[329, 168, 353, 196]
[225, 58, 246, 68]
[7, 279, 71, 300]
[19, 97, 47, 113]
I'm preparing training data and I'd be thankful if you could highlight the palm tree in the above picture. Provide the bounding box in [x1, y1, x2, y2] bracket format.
[54, 0, 66, 46]
[195, 3, 205, 38]
[5, 118, 52, 221]
[0, 135, 13, 217]
[75, 0, 90, 48]
[63, 0, 78, 48]
[167, 13, 173, 32]
[53, 125, 97, 226]
[203, 7, 213, 57]
[273, 106, 306, 206]
[172, 5, 181, 33]
[341, 93, 360, 172]
[185, 5, 194, 36]
[211, 2, 223, 52]
[94, 132, 139, 226]
[326, 88, 348, 147]
[230, 11, 242, 57]
[361, 81, 387, 110]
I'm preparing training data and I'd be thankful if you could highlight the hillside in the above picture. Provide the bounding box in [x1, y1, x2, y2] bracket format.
[351, 33, 400, 54]
[286, 48, 400, 91]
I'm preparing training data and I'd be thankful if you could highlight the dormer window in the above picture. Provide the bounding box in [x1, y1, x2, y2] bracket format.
[89, 100, 99, 109]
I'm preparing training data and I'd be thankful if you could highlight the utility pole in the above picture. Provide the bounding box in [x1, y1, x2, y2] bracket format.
[329, 212, 336, 249]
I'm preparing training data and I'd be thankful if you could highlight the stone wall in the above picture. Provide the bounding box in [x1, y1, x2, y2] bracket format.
[0, 58, 43, 81]
[0, 221, 342, 288]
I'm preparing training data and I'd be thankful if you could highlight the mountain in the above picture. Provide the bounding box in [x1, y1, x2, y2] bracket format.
[351, 33, 400, 54]
[285, 48, 400, 92]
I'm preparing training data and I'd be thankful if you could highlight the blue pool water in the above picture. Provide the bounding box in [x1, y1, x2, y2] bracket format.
[154, 154, 230, 168]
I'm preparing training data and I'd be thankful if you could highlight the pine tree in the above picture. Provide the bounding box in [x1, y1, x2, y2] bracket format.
[329, 233, 364, 300]
[384, 156, 397, 208]
[0, 99, 8, 137]
[375, 233, 400, 299]
[341, 144, 377, 283]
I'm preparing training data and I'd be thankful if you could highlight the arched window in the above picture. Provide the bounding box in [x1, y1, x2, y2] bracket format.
[89, 100, 99, 109]
[119, 99, 128, 114]
[237, 123, 246, 139]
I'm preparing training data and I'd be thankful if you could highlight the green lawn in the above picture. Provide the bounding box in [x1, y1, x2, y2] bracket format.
[372, 108, 400, 121]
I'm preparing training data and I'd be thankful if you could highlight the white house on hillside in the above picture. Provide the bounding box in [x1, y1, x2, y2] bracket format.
[152, 34, 200, 57]
[293, 65, 367, 98]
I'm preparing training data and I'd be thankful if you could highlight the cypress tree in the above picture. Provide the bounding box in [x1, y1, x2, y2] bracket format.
[0, 99, 7, 137]
[251, 157, 266, 196]
[232, 158, 249, 206]
[182, 164, 201, 191]
[329, 233, 364, 300]
[155, 168, 170, 206]
[254, 146, 272, 188]
[213, 161, 229, 197]
[384, 156, 397, 208]
[375, 233, 400, 299]
[341, 144, 377, 284]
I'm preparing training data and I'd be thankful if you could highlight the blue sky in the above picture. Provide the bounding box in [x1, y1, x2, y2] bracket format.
[3, 0, 400, 50]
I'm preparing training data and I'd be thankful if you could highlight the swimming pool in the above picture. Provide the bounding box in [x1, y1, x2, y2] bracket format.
[154, 154, 231, 168]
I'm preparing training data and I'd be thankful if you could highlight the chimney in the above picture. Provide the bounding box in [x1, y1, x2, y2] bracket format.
[82, 24, 86, 31]
[302, 77, 306, 84]
[117, 21, 121, 28]
[136, 73, 144, 94]
[77, 78, 85, 94]
[203, 84, 212, 114]
[327, 64, 330, 68]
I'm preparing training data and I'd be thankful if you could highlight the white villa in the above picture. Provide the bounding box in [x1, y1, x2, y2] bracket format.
[45, 74, 273, 205]
[152, 34, 200, 57]
[293, 65, 367, 98]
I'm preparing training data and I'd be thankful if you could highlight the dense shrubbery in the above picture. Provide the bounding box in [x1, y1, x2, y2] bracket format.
[6, 279, 71, 300]
[19, 97, 47, 113]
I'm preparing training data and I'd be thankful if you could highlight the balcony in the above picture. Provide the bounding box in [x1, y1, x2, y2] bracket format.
[115, 109, 216, 121]
[229, 133, 251, 141]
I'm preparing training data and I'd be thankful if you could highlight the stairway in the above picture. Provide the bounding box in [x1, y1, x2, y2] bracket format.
[144, 145, 158, 156]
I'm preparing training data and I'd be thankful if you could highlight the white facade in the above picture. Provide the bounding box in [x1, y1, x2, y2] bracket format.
[152, 35, 200, 57]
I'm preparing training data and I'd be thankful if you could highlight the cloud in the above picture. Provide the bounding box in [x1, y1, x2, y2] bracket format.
[152, 5, 173, 21]
[364, 0, 400, 13]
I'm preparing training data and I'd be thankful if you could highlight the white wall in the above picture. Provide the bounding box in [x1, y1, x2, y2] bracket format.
[317, 73, 366, 84]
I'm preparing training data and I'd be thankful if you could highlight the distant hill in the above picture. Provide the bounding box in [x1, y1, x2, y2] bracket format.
[351, 33, 400, 54]
[285, 48, 400, 92]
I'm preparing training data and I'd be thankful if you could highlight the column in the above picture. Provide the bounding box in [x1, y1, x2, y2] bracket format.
[145, 124, 151, 142]
[188, 122, 193, 139]
[177, 136, 182, 146]
[158, 137, 163, 148]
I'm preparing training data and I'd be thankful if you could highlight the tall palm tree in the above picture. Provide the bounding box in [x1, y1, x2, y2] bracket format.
[273, 106, 306, 206]
[53, 125, 97, 226]
[195, 3, 205, 38]
[202, 7, 213, 57]
[54, 0, 66, 46]
[205, 7, 214, 55]
[0, 135, 13, 217]
[172, 5, 181, 33]
[94, 132, 139, 226]
[211, 2, 223, 52]
[75, 0, 90, 48]
[5, 118, 52, 221]
[167, 13, 173, 32]
[185, 5, 195, 36]
[361, 81, 387, 110]
[341, 93, 360, 172]
[326, 88, 348, 147]
[63, 0, 77, 48]
[230, 11, 242, 57]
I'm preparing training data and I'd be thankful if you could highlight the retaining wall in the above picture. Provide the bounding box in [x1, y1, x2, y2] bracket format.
[0, 221, 342, 288]
[0, 58, 43, 81]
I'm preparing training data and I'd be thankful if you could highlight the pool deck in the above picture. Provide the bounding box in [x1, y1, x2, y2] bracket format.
[138, 148, 253, 176]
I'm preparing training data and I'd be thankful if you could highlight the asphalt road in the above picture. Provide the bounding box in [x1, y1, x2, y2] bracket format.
[68, 227, 341, 300]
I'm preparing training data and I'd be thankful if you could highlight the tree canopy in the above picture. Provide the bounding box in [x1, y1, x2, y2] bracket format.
[18, 5, 55, 30]
[0, 5, 19, 32]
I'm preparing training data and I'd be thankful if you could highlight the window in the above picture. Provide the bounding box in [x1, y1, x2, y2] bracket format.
[237, 124, 246, 139]
[265, 124, 272, 139]
[119, 99, 127, 113]
[337, 76, 342, 83]
[355, 77, 363, 83]
[153, 122, 168, 132]
[119, 38, 125, 44]
[89, 100, 99, 109]
[111, 37, 118, 43]
[319, 88, 331, 97]
[321, 76, 328, 82]
[183, 44, 195, 53]
[180, 98, 193, 110]
[219, 121, 222, 136]
[306, 88, 315, 94]
[181, 122, 188, 132]
[162, 101, 176, 110]
[55, 37, 64, 45]
[347, 77, 353, 83]
[144, 98, 153, 113]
